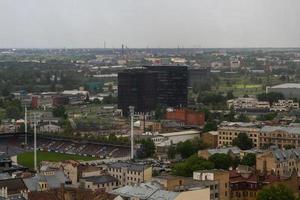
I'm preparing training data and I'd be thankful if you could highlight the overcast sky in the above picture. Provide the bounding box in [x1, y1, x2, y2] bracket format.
[0, 0, 299, 48]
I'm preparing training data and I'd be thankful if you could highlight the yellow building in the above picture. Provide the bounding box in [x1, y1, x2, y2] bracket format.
[218, 122, 260, 147]
[107, 162, 152, 186]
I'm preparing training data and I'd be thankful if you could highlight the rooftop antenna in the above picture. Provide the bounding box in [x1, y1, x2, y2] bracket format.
[34, 113, 37, 171]
[129, 106, 134, 159]
[24, 105, 27, 145]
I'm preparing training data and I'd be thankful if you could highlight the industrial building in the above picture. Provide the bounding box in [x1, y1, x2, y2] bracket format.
[118, 65, 188, 116]
[266, 83, 300, 98]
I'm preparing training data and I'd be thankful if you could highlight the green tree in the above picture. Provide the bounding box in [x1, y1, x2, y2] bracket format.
[136, 139, 155, 159]
[53, 106, 67, 119]
[256, 92, 284, 104]
[209, 153, 232, 170]
[203, 121, 218, 132]
[172, 155, 214, 177]
[167, 145, 176, 159]
[176, 140, 197, 159]
[240, 153, 256, 166]
[154, 104, 166, 121]
[232, 133, 254, 150]
[284, 144, 295, 150]
[257, 184, 298, 200]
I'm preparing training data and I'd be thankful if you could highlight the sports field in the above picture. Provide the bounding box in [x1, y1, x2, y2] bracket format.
[17, 151, 97, 169]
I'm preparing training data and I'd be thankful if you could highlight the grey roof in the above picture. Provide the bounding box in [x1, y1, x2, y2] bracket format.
[270, 83, 300, 89]
[0, 172, 11, 180]
[261, 126, 300, 134]
[111, 182, 179, 200]
[81, 175, 118, 184]
[271, 148, 300, 163]
[109, 162, 149, 172]
[23, 170, 69, 191]
[207, 147, 241, 155]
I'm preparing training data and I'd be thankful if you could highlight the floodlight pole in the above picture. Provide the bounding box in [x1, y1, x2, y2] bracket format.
[129, 106, 134, 160]
[24, 106, 27, 145]
[34, 113, 37, 171]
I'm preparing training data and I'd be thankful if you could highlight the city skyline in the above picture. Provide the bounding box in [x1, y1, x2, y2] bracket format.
[0, 0, 299, 48]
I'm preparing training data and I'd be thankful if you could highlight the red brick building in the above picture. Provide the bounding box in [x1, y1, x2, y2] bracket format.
[165, 109, 205, 126]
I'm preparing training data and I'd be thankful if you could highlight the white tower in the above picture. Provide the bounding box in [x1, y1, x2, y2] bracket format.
[129, 106, 134, 159]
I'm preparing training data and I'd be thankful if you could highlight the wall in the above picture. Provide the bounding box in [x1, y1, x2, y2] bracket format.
[165, 109, 205, 126]
[175, 188, 210, 200]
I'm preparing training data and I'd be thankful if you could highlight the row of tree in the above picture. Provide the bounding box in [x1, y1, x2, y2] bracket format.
[172, 152, 256, 177]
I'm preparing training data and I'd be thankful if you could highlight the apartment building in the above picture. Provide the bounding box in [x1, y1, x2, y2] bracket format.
[227, 98, 270, 111]
[270, 99, 299, 112]
[107, 162, 152, 186]
[256, 147, 300, 177]
[218, 122, 260, 147]
[79, 175, 119, 192]
[259, 126, 300, 149]
[193, 170, 230, 200]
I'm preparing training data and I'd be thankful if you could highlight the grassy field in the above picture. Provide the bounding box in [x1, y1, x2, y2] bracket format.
[17, 151, 97, 169]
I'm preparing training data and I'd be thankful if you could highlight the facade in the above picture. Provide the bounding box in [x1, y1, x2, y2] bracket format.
[270, 100, 299, 112]
[266, 83, 300, 99]
[201, 131, 219, 148]
[0, 178, 28, 199]
[227, 98, 270, 112]
[79, 175, 119, 192]
[256, 147, 300, 177]
[165, 109, 205, 126]
[107, 162, 152, 186]
[193, 170, 230, 200]
[118, 65, 188, 116]
[229, 167, 280, 200]
[259, 126, 300, 149]
[217, 122, 260, 148]
[188, 67, 210, 87]
[117, 68, 158, 116]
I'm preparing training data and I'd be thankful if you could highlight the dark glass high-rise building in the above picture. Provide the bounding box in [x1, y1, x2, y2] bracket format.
[118, 65, 188, 116]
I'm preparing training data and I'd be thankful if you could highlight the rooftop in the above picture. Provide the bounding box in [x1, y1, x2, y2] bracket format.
[261, 126, 300, 134]
[0, 178, 27, 195]
[270, 83, 300, 89]
[111, 182, 179, 200]
[109, 162, 150, 172]
[81, 175, 118, 184]
[159, 130, 199, 137]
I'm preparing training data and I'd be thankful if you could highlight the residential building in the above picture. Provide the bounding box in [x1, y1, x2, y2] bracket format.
[152, 175, 218, 200]
[193, 170, 230, 200]
[259, 126, 300, 149]
[229, 166, 280, 200]
[0, 178, 28, 199]
[217, 122, 260, 147]
[227, 98, 270, 112]
[79, 175, 119, 192]
[201, 131, 218, 148]
[111, 182, 210, 200]
[256, 147, 300, 177]
[23, 170, 71, 192]
[270, 100, 299, 112]
[107, 162, 152, 186]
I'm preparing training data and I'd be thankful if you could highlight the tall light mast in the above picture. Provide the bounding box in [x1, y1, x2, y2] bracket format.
[24, 106, 27, 145]
[129, 106, 134, 160]
[34, 113, 37, 171]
